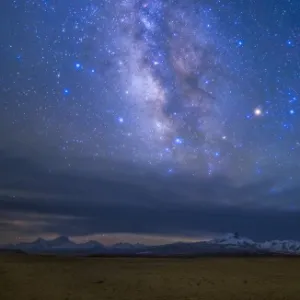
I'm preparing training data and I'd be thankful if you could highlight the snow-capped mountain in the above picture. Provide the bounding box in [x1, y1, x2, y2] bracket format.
[260, 240, 300, 254]
[209, 234, 300, 254]
[207, 234, 300, 254]
[209, 233, 256, 247]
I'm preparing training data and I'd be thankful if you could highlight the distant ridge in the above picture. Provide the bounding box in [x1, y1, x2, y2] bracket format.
[1, 233, 300, 256]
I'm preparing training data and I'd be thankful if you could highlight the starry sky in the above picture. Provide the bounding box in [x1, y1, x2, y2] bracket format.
[1, 0, 300, 244]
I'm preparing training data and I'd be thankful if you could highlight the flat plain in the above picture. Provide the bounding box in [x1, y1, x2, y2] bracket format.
[1, 253, 300, 300]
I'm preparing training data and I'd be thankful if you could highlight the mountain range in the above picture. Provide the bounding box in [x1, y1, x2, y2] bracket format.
[2, 233, 300, 256]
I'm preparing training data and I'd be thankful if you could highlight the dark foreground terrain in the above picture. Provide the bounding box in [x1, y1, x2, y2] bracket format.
[1, 253, 300, 300]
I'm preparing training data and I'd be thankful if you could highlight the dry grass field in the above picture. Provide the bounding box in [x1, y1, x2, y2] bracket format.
[1, 253, 300, 300]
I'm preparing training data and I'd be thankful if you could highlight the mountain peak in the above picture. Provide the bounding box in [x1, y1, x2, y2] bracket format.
[52, 236, 70, 242]
[210, 233, 255, 246]
[47, 236, 75, 248]
[33, 237, 46, 243]
[83, 240, 103, 247]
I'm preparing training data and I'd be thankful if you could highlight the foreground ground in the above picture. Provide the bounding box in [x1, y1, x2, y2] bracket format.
[1, 254, 300, 300]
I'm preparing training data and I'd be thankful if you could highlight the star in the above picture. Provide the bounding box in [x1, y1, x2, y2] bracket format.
[289, 109, 295, 115]
[254, 108, 262, 116]
[175, 138, 183, 145]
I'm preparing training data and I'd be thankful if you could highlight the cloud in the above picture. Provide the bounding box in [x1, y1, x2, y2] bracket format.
[1, 152, 300, 242]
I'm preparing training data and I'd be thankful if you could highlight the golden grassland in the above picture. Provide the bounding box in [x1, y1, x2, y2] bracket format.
[1, 253, 300, 300]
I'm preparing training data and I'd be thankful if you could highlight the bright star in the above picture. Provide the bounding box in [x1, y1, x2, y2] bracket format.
[118, 117, 124, 123]
[289, 109, 295, 115]
[254, 108, 262, 116]
[175, 137, 183, 144]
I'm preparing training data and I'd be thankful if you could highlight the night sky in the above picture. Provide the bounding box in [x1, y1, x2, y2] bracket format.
[1, 0, 300, 244]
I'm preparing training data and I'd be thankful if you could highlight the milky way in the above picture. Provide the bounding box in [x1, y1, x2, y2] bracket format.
[118, 2, 222, 159]
[97, 0, 240, 177]
[1, 0, 300, 188]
